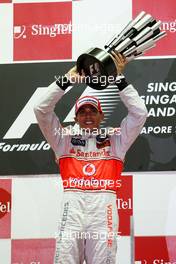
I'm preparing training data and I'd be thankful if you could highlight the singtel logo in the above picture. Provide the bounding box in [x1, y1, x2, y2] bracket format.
[0, 188, 11, 219]
[0, 202, 10, 213]
[161, 20, 176, 33]
[137, 260, 176, 264]
[14, 22, 72, 39]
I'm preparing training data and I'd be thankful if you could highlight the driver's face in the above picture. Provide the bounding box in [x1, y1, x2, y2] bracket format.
[75, 105, 104, 130]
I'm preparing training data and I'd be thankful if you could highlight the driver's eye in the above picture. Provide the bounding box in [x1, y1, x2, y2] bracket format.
[79, 109, 97, 116]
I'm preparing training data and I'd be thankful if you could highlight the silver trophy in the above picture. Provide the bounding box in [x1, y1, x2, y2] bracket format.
[77, 11, 167, 90]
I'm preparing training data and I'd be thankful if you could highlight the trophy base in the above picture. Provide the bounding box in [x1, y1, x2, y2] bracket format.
[77, 47, 117, 90]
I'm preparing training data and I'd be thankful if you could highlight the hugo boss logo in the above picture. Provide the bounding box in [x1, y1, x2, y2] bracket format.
[71, 137, 86, 146]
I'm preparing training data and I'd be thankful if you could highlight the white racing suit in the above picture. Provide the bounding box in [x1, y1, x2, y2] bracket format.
[34, 81, 148, 264]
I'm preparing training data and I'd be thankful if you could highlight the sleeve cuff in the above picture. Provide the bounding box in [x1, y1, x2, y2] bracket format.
[115, 75, 128, 91]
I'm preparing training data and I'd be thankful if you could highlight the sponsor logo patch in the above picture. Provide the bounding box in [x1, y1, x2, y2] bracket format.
[71, 137, 86, 146]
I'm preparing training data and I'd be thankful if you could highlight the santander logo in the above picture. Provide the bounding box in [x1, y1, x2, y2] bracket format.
[82, 163, 96, 176]
[0, 188, 11, 219]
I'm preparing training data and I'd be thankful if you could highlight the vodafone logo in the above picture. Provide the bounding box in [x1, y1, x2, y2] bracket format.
[82, 163, 96, 176]
[0, 188, 11, 219]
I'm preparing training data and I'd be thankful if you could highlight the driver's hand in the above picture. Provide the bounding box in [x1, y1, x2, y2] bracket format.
[66, 66, 85, 84]
[111, 51, 128, 75]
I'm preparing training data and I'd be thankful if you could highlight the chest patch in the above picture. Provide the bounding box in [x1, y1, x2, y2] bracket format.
[96, 135, 111, 149]
[71, 137, 86, 146]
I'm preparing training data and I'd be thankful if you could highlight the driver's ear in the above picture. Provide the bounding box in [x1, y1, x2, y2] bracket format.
[100, 112, 104, 122]
[74, 116, 78, 123]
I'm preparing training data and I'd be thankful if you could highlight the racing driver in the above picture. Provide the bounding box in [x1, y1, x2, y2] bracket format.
[34, 52, 148, 264]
